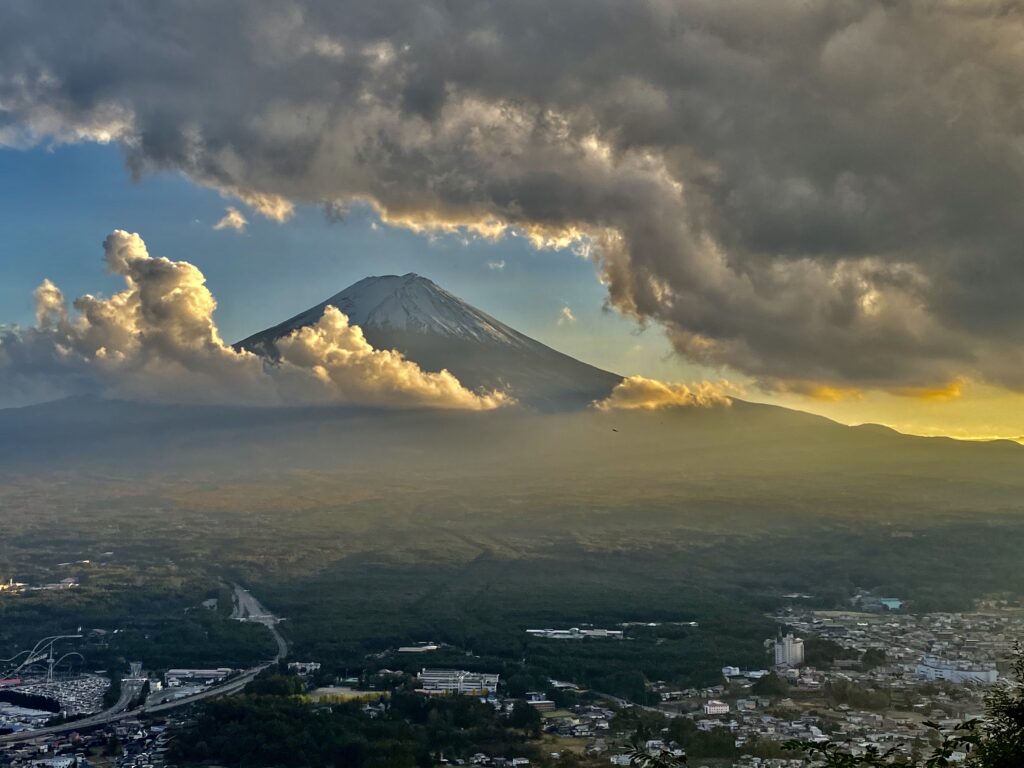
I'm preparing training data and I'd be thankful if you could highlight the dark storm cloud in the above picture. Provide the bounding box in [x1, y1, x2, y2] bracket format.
[3, 0, 1023, 391]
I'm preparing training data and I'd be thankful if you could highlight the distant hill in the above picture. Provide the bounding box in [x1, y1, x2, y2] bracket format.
[235, 273, 623, 409]
[1, 396, 1021, 524]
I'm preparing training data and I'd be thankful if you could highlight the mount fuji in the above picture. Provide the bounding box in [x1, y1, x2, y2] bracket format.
[235, 273, 624, 409]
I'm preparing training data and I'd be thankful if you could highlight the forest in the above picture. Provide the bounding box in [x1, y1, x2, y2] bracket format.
[4, 498, 1024, 696]
[170, 672, 546, 768]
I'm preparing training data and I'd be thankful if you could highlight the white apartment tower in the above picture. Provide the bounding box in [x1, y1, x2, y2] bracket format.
[772, 632, 805, 667]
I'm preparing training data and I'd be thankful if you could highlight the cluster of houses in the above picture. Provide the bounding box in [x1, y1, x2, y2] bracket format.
[0, 702, 51, 735]
[603, 601, 1017, 765]
[776, 608, 1014, 687]
[622, 603, 1015, 764]
[467, 755, 532, 768]
[543, 704, 614, 741]
[0, 717, 179, 768]
[727, 703, 973, 763]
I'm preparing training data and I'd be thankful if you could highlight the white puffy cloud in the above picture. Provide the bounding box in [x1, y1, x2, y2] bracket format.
[594, 375, 734, 411]
[557, 306, 576, 326]
[213, 206, 248, 232]
[272, 306, 509, 409]
[0, 230, 509, 410]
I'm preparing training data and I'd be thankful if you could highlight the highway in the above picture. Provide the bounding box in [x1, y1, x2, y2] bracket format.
[232, 584, 288, 662]
[0, 584, 287, 745]
[141, 664, 267, 714]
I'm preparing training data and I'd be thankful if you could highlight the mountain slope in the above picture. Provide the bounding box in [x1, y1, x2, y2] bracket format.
[2, 397, 1022, 523]
[236, 273, 623, 409]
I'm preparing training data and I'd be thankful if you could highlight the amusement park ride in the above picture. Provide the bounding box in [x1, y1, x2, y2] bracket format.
[0, 634, 84, 683]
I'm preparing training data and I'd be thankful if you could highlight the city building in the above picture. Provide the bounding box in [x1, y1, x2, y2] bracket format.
[525, 627, 624, 640]
[916, 656, 998, 684]
[164, 668, 233, 686]
[525, 692, 556, 711]
[702, 699, 729, 715]
[417, 668, 499, 695]
[770, 632, 805, 667]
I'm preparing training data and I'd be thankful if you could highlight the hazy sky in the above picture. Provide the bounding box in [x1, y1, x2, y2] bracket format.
[3, 1, 1024, 439]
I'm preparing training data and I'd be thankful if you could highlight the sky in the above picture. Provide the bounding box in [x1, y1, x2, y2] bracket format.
[3, 1, 1024, 439]
[0, 142, 711, 381]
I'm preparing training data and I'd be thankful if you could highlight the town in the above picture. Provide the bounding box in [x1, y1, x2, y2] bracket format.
[2, 587, 1022, 768]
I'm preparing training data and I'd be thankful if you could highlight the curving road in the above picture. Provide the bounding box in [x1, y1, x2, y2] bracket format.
[232, 584, 288, 662]
[0, 584, 287, 745]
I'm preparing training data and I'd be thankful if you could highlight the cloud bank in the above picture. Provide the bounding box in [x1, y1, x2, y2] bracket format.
[595, 376, 734, 411]
[0, 231, 508, 410]
[3, 2, 1024, 392]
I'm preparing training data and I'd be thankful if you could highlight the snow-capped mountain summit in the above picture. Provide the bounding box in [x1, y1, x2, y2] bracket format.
[236, 273, 623, 409]
[249, 273, 529, 347]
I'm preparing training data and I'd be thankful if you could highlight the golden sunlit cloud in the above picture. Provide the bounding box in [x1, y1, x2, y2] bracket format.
[213, 206, 248, 232]
[221, 187, 295, 222]
[772, 381, 864, 402]
[886, 379, 964, 401]
[595, 375, 735, 411]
